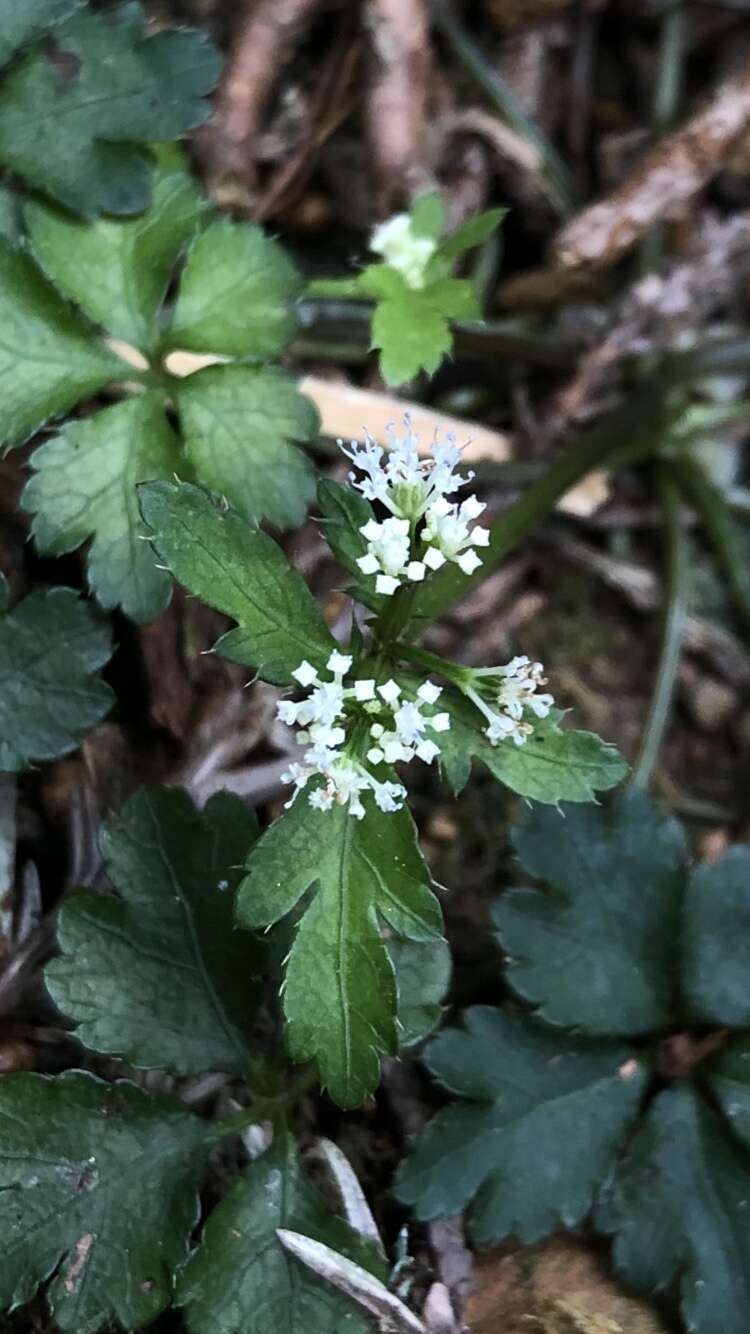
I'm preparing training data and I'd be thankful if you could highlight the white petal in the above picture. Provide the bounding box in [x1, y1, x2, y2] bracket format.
[456, 548, 483, 575]
[471, 526, 490, 547]
[429, 712, 451, 733]
[423, 546, 446, 571]
[406, 561, 426, 582]
[378, 679, 401, 704]
[360, 519, 383, 541]
[376, 574, 401, 595]
[417, 681, 442, 705]
[354, 678, 376, 701]
[327, 651, 352, 675]
[292, 660, 318, 687]
[370, 722, 385, 738]
[416, 739, 440, 764]
[357, 553, 380, 575]
[367, 747, 385, 765]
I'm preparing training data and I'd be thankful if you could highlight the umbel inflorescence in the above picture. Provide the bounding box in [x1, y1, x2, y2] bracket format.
[276, 421, 555, 817]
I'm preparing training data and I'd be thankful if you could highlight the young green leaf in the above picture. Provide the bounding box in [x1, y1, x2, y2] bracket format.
[0, 1070, 209, 1334]
[369, 276, 455, 385]
[440, 207, 508, 261]
[238, 797, 443, 1107]
[682, 847, 750, 1028]
[23, 393, 181, 623]
[167, 219, 303, 358]
[139, 480, 337, 683]
[0, 4, 220, 216]
[395, 1007, 645, 1244]
[0, 240, 126, 446]
[597, 1086, 750, 1334]
[417, 686, 627, 803]
[25, 149, 208, 350]
[0, 0, 83, 66]
[175, 364, 317, 529]
[0, 587, 113, 772]
[46, 788, 261, 1077]
[494, 791, 686, 1035]
[388, 936, 452, 1049]
[178, 1134, 384, 1334]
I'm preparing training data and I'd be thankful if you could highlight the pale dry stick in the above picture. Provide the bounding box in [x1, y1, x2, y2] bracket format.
[553, 47, 750, 268]
[364, 0, 434, 213]
[198, 0, 325, 204]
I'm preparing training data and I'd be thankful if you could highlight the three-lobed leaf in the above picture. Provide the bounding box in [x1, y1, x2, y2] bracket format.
[23, 393, 181, 623]
[494, 790, 686, 1034]
[167, 219, 303, 358]
[0, 3, 220, 216]
[0, 586, 113, 771]
[25, 148, 208, 349]
[46, 787, 261, 1077]
[178, 1134, 384, 1333]
[238, 796, 443, 1107]
[175, 364, 317, 529]
[396, 1006, 646, 1244]
[139, 481, 336, 682]
[0, 239, 126, 446]
[0, 1070, 209, 1334]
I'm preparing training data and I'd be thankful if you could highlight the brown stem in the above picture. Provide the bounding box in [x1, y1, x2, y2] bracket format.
[364, 0, 433, 214]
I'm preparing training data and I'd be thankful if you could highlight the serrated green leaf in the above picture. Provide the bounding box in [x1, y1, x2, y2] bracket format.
[396, 1006, 645, 1244]
[23, 393, 180, 623]
[389, 936, 451, 1049]
[0, 240, 126, 446]
[238, 798, 442, 1107]
[139, 480, 336, 683]
[370, 284, 452, 385]
[0, 4, 220, 216]
[493, 791, 686, 1036]
[178, 1134, 382, 1333]
[420, 276, 481, 321]
[175, 364, 317, 529]
[26, 149, 208, 350]
[682, 847, 750, 1028]
[0, 587, 113, 772]
[316, 479, 383, 609]
[0, 1070, 208, 1334]
[597, 1086, 750, 1334]
[0, 0, 83, 65]
[422, 687, 627, 803]
[46, 788, 260, 1077]
[440, 207, 507, 261]
[167, 219, 302, 358]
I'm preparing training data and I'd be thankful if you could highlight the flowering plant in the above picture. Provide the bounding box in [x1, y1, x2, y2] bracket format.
[139, 417, 625, 1107]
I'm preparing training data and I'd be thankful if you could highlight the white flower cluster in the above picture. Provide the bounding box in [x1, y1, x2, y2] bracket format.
[466, 656, 554, 747]
[339, 418, 489, 596]
[278, 653, 451, 819]
[370, 213, 438, 289]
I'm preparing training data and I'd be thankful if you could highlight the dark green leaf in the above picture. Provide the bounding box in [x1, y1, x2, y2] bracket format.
[139, 480, 336, 684]
[178, 1134, 382, 1333]
[389, 936, 451, 1049]
[683, 847, 750, 1028]
[316, 479, 383, 609]
[46, 788, 260, 1077]
[0, 185, 22, 243]
[26, 148, 208, 350]
[0, 240, 125, 446]
[0, 587, 112, 772]
[0, 5, 220, 216]
[175, 364, 317, 529]
[396, 1007, 645, 1244]
[441, 207, 507, 261]
[0, 0, 83, 66]
[426, 688, 627, 803]
[238, 798, 442, 1107]
[493, 791, 686, 1035]
[704, 1037, 750, 1153]
[167, 219, 302, 358]
[598, 1086, 750, 1334]
[0, 1070, 208, 1334]
[23, 393, 180, 623]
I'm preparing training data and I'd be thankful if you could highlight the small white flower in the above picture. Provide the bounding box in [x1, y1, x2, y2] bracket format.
[292, 660, 319, 688]
[406, 560, 427, 582]
[370, 213, 438, 290]
[378, 679, 401, 704]
[376, 574, 401, 596]
[327, 650, 353, 676]
[423, 495, 489, 577]
[354, 679, 376, 702]
[464, 655, 554, 748]
[430, 712, 451, 733]
[417, 681, 442, 705]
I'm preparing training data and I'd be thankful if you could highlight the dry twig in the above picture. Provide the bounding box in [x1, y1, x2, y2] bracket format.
[364, 0, 433, 213]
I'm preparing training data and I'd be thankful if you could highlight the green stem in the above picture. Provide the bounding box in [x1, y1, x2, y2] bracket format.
[392, 641, 469, 687]
[306, 276, 364, 300]
[639, 0, 686, 271]
[672, 453, 750, 634]
[430, 0, 578, 216]
[406, 392, 672, 636]
[631, 467, 690, 788]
